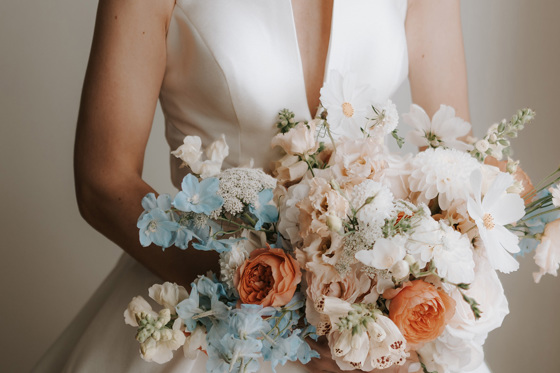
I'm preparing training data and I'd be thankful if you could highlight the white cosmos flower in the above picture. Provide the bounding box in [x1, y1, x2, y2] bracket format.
[467, 170, 525, 273]
[409, 148, 481, 210]
[403, 104, 473, 151]
[550, 184, 560, 208]
[320, 70, 376, 139]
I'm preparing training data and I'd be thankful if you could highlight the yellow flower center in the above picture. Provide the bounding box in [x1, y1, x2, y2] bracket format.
[342, 102, 354, 118]
[483, 213, 495, 230]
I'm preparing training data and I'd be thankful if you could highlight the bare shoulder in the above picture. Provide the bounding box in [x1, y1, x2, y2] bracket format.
[95, 0, 176, 34]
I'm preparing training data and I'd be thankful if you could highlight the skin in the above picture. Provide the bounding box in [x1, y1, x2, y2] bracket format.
[74, 0, 469, 372]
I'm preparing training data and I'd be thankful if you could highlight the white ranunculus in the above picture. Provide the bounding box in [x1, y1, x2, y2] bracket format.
[533, 218, 560, 283]
[433, 222, 475, 284]
[355, 235, 406, 270]
[405, 216, 442, 267]
[148, 282, 189, 314]
[403, 104, 473, 151]
[467, 170, 525, 273]
[124, 296, 157, 327]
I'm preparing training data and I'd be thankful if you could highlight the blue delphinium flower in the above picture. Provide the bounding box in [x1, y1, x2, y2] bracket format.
[262, 331, 303, 372]
[141, 193, 173, 212]
[176, 283, 203, 332]
[174, 174, 224, 214]
[249, 189, 279, 230]
[296, 337, 320, 365]
[206, 334, 262, 373]
[137, 208, 179, 249]
[229, 305, 273, 339]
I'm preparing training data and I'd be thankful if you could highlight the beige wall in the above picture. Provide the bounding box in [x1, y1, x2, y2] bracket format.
[1, 1, 559, 372]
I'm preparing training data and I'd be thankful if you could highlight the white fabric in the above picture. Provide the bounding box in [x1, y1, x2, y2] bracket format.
[31, 1, 488, 372]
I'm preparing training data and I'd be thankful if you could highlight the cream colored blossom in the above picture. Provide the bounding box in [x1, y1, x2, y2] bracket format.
[271, 119, 320, 156]
[148, 282, 189, 314]
[533, 219, 560, 283]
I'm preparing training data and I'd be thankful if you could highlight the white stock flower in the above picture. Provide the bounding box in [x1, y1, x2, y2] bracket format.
[409, 148, 481, 210]
[467, 170, 525, 273]
[433, 222, 475, 284]
[172, 135, 229, 178]
[124, 296, 157, 327]
[148, 282, 189, 314]
[403, 104, 473, 151]
[550, 184, 560, 208]
[351, 180, 394, 224]
[205, 134, 229, 163]
[533, 219, 560, 283]
[320, 70, 377, 139]
[355, 235, 406, 271]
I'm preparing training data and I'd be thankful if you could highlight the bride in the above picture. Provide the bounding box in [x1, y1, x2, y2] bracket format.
[32, 0, 489, 372]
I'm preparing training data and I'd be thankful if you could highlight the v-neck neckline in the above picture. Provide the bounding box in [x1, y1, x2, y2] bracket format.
[288, 0, 336, 119]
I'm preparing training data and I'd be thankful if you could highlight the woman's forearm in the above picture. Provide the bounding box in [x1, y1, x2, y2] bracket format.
[75, 173, 219, 288]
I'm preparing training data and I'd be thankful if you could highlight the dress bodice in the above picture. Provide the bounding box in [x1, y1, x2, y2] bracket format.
[159, 0, 409, 189]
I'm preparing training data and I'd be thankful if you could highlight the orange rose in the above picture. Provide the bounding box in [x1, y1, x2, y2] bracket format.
[235, 246, 302, 307]
[386, 280, 455, 346]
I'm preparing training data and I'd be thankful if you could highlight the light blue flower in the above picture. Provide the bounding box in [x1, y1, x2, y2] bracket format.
[137, 208, 179, 249]
[173, 174, 223, 214]
[229, 305, 273, 339]
[262, 330, 302, 372]
[296, 338, 319, 364]
[176, 284, 203, 332]
[249, 189, 278, 230]
[207, 334, 262, 373]
[194, 237, 244, 253]
[141, 193, 173, 212]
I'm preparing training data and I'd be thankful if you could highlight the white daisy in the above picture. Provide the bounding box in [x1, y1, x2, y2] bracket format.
[403, 104, 472, 151]
[467, 170, 525, 273]
[320, 70, 376, 139]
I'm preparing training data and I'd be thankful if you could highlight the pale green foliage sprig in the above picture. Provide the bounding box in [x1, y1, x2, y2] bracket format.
[470, 108, 535, 162]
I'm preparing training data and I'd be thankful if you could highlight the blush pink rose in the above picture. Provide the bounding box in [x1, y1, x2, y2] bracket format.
[235, 246, 302, 307]
[385, 280, 455, 346]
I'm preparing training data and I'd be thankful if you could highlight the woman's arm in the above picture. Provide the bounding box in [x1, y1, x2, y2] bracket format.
[74, 0, 219, 287]
[406, 0, 470, 122]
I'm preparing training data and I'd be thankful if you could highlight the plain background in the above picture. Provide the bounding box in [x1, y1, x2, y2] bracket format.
[1, 1, 559, 372]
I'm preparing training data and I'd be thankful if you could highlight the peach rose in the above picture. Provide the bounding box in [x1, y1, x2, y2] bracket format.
[386, 280, 455, 346]
[234, 246, 302, 307]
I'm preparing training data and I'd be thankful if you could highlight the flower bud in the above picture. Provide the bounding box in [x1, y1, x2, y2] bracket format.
[326, 214, 343, 233]
[390, 260, 410, 279]
[506, 158, 519, 174]
[475, 139, 489, 153]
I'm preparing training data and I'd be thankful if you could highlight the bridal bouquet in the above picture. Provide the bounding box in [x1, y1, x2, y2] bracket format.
[125, 70, 560, 373]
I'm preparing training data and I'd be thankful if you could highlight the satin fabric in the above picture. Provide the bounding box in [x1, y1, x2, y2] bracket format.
[32, 1, 489, 372]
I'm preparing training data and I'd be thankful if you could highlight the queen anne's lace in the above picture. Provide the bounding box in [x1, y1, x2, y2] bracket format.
[213, 168, 276, 217]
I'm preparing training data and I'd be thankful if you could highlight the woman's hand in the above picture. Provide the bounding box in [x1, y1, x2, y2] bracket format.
[304, 337, 420, 373]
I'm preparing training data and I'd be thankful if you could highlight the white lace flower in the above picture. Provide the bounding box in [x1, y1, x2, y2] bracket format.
[409, 148, 481, 210]
[213, 168, 276, 217]
[350, 180, 394, 224]
[550, 184, 560, 208]
[403, 104, 472, 151]
[320, 70, 377, 139]
[467, 170, 525, 273]
[434, 222, 475, 284]
[533, 218, 560, 283]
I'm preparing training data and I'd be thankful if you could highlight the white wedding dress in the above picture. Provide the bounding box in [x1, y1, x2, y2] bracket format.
[32, 1, 491, 372]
